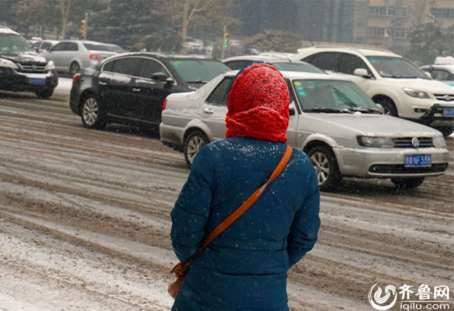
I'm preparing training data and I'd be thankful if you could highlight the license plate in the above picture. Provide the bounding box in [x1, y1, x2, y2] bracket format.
[405, 155, 432, 168]
[30, 78, 45, 86]
[443, 108, 454, 117]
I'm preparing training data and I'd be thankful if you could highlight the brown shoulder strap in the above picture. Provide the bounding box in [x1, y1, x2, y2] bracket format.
[201, 145, 293, 248]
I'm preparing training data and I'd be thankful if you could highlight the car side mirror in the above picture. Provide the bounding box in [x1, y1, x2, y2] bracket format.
[289, 104, 296, 116]
[375, 104, 385, 114]
[424, 71, 432, 79]
[354, 68, 372, 79]
[151, 72, 169, 82]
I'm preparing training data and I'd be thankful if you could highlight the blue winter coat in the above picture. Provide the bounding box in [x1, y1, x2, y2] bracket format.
[171, 137, 320, 311]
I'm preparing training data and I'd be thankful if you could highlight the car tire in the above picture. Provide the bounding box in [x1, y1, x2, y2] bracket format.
[80, 94, 106, 130]
[391, 177, 425, 190]
[373, 96, 398, 116]
[183, 130, 209, 167]
[69, 62, 81, 76]
[308, 145, 342, 192]
[35, 88, 54, 99]
[436, 127, 454, 137]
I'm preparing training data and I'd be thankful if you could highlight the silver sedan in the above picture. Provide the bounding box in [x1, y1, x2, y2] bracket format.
[160, 71, 449, 191]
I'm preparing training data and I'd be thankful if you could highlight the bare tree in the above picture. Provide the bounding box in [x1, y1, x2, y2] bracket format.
[157, 0, 234, 43]
[59, 0, 72, 39]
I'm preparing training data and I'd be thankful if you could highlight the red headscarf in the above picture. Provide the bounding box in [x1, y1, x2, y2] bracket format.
[225, 64, 290, 143]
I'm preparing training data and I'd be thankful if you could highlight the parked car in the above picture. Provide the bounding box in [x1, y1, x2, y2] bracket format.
[223, 55, 324, 73]
[0, 27, 58, 98]
[70, 52, 230, 130]
[160, 70, 449, 191]
[295, 47, 454, 137]
[421, 64, 454, 87]
[43, 40, 125, 76]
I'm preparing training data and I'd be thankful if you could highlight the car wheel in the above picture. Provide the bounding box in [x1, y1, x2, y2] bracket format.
[35, 88, 54, 99]
[391, 177, 425, 190]
[184, 130, 209, 167]
[80, 95, 106, 129]
[374, 96, 398, 116]
[70, 62, 81, 76]
[308, 145, 342, 191]
[436, 127, 454, 137]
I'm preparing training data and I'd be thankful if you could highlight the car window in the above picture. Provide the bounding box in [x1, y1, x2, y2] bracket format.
[110, 58, 141, 76]
[138, 59, 169, 79]
[83, 43, 122, 52]
[169, 59, 230, 83]
[306, 52, 339, 71]
[432, 69, 451, 81]
[41, 42, 52, 50]
[338, 54, 369, 75]
[225, 60, 254, 70]
[66, 42, 78, 51]
[51, 42, 66, 51]
[206, 77, 234, 106]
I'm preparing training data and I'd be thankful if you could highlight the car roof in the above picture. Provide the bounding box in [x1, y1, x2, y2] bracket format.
[224, 70, 344, 81]
[422, 64, 454, 72]
[0, 27, 19, 35]
[298, 46, 400, 58]
[224, 55, 294, 63]
[107, 52, 219, 61]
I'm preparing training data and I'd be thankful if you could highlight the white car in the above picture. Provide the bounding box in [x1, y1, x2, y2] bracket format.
[294, 47, 454, 137]
[160, 71, 449, 191]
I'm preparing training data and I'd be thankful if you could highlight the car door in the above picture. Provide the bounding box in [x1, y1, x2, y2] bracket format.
[60, 42, 79, 71]
[201, 77, 234, 139]
[98, 57, 141, 120]
[46, 42, 67, 70]
[135, 58, 174, 126]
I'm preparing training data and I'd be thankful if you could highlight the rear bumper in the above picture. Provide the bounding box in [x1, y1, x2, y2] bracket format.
[0, 69, 58, 92]
[336, 146, 449, 178]
[160, 123, 184, 150]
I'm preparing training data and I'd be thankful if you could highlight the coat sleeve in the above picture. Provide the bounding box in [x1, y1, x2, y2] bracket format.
[171, 146, 214, 262]
[287, 166, 320, 267]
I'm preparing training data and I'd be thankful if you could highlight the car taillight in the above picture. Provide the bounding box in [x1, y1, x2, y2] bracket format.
[162, 98, 167, 111]
[72, 73, 81, 85]
[89, 53, 103, 62]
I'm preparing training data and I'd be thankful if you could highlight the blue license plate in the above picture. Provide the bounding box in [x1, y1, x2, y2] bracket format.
[443, 108, 454, 117]
[405, 155, 432, 168]
[30, 78, 45, 86]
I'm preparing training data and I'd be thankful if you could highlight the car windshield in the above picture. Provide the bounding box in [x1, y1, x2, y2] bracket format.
[273, 62, 324, 73]
[293, 79, 380, 113]
[84, 43, 124, 52]
[0, 34, 32, 55]
[169, 59, 230, 83]
[367, 56, 428, 79]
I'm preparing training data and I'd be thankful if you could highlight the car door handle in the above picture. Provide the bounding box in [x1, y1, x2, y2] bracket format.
[132, 88, 142, 92]
[204, 107, 214, 114]
[99, 81, 108, 86]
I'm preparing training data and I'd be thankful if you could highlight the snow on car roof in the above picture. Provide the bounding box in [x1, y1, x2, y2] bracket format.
[224, 70, 344, 81]
[298, 46, 400, 58]
[0, 27, 19, 35]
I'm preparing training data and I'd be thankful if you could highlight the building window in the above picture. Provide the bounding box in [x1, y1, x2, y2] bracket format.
[369, 6, 387, 17]
[368, 27, 385, 37]
[391, 28, 407, 39]
[369, 6, 408, 17]
[432, 8, 454, 19]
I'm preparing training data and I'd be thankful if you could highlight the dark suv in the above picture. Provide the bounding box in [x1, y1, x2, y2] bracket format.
[0, 27, 58, 98]
[70, 52, 229, 130]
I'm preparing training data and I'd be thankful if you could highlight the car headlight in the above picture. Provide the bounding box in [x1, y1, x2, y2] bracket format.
[357, 136, 394, 148]
[45, 61, 55, 71]
[0, 58, 18, 70]
[403, 88, 431, 99]
[433, 135, 447, 148]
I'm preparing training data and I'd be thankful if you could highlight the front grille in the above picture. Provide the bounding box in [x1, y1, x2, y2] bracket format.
[369, 163, 448, 174]
[434, 94, 454, 102]
[392, 137, 434, 148]
[17, 63, 47, 73]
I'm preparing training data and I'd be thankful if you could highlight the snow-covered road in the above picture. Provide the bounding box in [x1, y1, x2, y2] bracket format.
[0, 90, 452, 310]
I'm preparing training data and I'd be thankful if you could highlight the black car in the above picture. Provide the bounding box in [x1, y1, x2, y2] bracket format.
[70, 52, 230, 130]
[0, 28, 58, 98]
